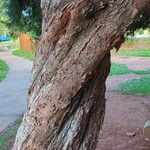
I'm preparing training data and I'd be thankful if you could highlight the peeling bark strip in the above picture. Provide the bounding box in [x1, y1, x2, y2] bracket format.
[13, 0, 150, 150]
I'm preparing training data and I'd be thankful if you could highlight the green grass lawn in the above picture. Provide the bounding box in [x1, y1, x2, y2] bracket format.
[110, 63, 130, 76]
[112, 48, 150, 57]
[118, 76, 150, 96]
[12, 50, 35, 61]
[0, 117, 22, 150]
[110, 62, 150, 76]
[0, 60, 9, 82]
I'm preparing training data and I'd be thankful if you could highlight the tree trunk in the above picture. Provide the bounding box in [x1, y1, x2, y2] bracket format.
[13, 0, 150, 149]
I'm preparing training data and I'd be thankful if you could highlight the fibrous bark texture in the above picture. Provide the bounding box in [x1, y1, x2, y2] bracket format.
[13, 0, 150, 150]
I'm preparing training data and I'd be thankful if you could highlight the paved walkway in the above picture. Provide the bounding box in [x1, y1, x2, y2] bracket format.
[0, 51, 32, 132]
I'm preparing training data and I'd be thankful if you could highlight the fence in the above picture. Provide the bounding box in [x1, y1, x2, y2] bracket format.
[19, 33, 36, 52]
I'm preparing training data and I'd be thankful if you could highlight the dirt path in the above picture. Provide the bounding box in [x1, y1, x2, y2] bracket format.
[0, 51, 32, 132]
[97, 56, 150, 150]
[97, 91, 150, 150]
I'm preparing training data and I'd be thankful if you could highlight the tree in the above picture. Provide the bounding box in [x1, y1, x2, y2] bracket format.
[6, 0, 150, 39]
[128, 4, 150, 34]
[0, 0, 9, 35]
[13, 0, 150, 149]
[6, 0, 42, 39]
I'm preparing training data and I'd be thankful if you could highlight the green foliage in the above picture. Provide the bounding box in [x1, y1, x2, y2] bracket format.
[129, 7, 150, 33]
[0, 0, 9, 34]
[0, 117, 22, 150]
[128, 6, 150, 34]
[119, 76, 150, 96]
[5, 0, 42, 39]
[12, 50, 35, 61]
[0, 40, 20, 50]
[4, 0, 150, 39]
[0, 60, 8, 82]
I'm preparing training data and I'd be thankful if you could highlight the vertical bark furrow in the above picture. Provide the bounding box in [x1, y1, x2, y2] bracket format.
[45, 54, 110, 150]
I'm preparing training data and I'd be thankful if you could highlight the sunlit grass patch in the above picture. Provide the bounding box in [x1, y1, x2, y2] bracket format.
[12, 50, 35, 61]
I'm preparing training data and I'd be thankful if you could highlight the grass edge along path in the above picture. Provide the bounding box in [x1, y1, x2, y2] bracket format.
[12, 50, 35, 61]
[0, 60, 9, 82]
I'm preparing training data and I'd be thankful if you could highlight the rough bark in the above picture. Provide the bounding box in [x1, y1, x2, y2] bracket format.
[13, 0, 150, 150]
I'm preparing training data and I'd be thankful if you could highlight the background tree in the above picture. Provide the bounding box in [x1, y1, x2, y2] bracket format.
[10, 0, 150, 150]
[5, 0, 150, 39]
[0, 0, 9, 35]
[5, 0, 42, 39]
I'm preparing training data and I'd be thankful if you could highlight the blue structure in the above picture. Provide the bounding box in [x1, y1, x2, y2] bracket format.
[0, 35, 11, 42]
